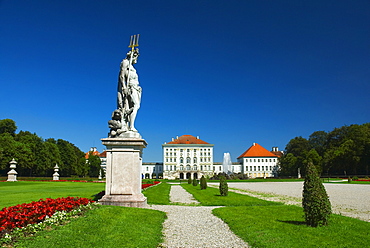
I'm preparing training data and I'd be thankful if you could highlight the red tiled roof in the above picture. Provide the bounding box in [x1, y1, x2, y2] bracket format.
[271, 151, 283, 157]
[167, 135, 209, 144]
[85, 150, 100, 159]
[99, 151, 107, 158]
[238, 143, 278, 159]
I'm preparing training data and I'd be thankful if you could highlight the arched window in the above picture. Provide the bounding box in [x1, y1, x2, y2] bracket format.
[186, 165, 190, 170]
[180, 157, 184, 163]
[193, 157, 197, 163]
[186, 157, 190, 163]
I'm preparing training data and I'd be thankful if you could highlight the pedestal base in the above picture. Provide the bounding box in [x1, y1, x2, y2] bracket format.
[100, 136, 147, 208]
[99, 194, 147, 208]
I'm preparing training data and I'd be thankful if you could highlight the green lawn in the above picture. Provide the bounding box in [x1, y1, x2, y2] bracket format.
[143, 181, 171, 205]
[213, 205, 370, 248]
[1, 181, 166, 247]
[15, 205, 165, 248]
[0, 181, 105, 209]
[184, 182, 370, 248]
[182, 183, 282, 206]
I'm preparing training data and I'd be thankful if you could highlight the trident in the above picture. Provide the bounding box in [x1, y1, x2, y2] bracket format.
[124, 34, 140, 90]
[121, 34, 140, 128]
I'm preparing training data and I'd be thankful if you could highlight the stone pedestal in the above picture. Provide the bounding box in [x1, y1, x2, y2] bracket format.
[7, 158, 18, 182]
[99, 133, 147, 208]
[53, 164, 60, 180]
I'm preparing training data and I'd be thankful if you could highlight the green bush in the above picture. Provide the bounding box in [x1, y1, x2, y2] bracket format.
[302, 162, 331, 227]
[192, 178, 198, 186]
[187, 177, 192, 184]
[219, 175, 228, 196]
[352, 176, 358, 180]
[200, 175, 207, 190]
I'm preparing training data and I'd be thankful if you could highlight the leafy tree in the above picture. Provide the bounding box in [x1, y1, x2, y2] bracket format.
[200, 175, 207, 190]
[278, 153, 298, 176]
[0, 133, 33, 175]
[304, 149, 322, 174]
[187, 177, 192, 184]
[0, 119, 17, 136]
[280, 136, 310, 176]
[302, 162, 331, 227]
[308, 131, 328, 157]
[219, 175, 228, 196]
[86, 151, 101, 177]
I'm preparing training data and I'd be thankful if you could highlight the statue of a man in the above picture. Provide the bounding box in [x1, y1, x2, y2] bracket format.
[116, 49, 142, 133]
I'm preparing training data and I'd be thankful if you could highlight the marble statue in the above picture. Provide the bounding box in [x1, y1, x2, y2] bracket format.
[109, 35, 142, 137]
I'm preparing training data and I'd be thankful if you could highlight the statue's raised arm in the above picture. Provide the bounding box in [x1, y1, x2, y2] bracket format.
[109, 34, 142, 138]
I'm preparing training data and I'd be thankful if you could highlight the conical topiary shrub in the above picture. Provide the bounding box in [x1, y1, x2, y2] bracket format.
[192, 178, 198, 186]
[200, 175, 207, 190]
[188, 177, 192, 184]
[302, 162, 331, 227]
[219, 175, 228, 196]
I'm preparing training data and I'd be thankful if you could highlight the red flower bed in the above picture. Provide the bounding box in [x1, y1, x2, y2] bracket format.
[142, 181, 160, 189]
[0, 197, 93, 233]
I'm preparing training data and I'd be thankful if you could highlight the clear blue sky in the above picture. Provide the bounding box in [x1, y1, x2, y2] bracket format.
[1, 0, 369, 162]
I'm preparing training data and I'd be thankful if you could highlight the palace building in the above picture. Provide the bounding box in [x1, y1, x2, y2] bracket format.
[162, 135, 216, 180]
[237, 143, 281, 178]
[94, 138, 282, 180]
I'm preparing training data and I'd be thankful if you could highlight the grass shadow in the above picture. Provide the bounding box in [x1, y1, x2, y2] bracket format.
[277, 220, 307, 226]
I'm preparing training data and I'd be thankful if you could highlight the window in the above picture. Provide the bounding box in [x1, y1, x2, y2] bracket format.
[194, 157, 197, 163]
[200, 158, 203, 162]
[187, 149, 190, 152]
[170, 158, 172, 162]
[194, 165, 197, 170]
[258, 166, 260, 171]
[254, 159, 256, 162]
[186, 157, 190, 163]
[170, 165, 172, 171]
[180, 157, 184, 163]
[245, 159, 248, 162]
[180, 149, 183, 152]
[174, 158, 176, 162]
[146, 167, 149, 171]
[258, 159, 260, 162]
[262, 166, 264, 171]
[262, 159, 264, 162]
[186, 165, 190, 170]
[174, 166, 176, 170]
[254, 166, 256, 171]
[219, 166, 222, 171]
[166, 158, 168, 162]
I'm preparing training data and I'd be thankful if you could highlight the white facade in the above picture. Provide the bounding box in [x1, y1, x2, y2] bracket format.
[162, 135, 218, 179]
[238, 157, 279, 178]
[142, 162, 163, 179]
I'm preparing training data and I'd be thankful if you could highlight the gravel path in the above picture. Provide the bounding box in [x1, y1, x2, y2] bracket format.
[210, 182, 370, 222]
[147, 185, 249, 248]
[169, 185, 200, 204]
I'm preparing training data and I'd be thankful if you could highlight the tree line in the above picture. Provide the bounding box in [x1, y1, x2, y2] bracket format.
[0, 119, 101, 177]
[279, 123, 370, 177]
